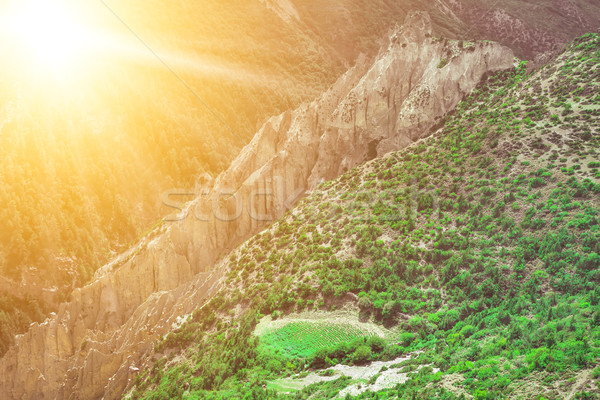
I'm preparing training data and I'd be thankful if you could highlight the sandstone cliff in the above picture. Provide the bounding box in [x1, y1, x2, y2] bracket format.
[0, 12, 515, 399]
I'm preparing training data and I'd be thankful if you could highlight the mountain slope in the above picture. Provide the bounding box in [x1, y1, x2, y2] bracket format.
[2, 0, 600, 362]
[128, 32, 600, 399]
[440, 0, 600, 59]
[0, 13, 517, 400]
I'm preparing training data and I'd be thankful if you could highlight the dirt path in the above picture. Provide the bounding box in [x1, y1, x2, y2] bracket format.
[269, 353, 438, 398]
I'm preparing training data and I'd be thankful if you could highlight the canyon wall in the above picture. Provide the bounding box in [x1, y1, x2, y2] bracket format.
[0, 12, 515, 399]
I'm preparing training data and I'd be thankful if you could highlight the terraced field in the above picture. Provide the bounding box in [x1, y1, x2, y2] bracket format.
[260, 321, 377, 359]
[255, 312, 391, 359]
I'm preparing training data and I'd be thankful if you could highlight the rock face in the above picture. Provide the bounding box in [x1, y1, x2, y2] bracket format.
[0, 12, 515, 400]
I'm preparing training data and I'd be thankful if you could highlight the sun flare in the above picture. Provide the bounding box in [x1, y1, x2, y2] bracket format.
[3, 0, 98, 75]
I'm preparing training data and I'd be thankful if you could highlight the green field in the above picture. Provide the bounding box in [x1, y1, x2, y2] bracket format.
[259, 320, 380, 359]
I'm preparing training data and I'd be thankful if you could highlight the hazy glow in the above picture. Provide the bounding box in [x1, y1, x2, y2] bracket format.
[0, 0, 264, 89]
[3, 0, 100, 77]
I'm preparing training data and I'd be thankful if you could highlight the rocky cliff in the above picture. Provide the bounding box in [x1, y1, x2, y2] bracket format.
[0, 12, 515, 399]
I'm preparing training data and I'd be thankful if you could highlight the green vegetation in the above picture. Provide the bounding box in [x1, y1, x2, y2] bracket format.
[258, 320, 381, 360]
[0, 293, 46, 356]
[129, 33, 600, 399]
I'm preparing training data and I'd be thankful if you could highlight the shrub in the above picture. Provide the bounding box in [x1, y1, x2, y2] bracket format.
[526, 347, 552, 371]
[352, 345, 372, 364]
[400, 332, 415, 346]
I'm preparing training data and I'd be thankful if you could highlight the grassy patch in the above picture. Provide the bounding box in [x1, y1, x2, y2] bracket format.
[259, 320, 380, 359]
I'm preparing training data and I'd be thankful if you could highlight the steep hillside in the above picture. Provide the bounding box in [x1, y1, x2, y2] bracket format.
[126, 33, 600, 399]
[0, 13, 516, 399]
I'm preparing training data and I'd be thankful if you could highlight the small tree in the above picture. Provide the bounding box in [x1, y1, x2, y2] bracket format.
[352, 345, 372, 364]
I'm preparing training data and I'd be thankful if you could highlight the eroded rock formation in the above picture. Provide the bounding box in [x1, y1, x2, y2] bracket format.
[0, 12, 515, 399]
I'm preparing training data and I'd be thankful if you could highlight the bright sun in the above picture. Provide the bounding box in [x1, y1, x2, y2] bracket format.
[4, 0, 96, 75]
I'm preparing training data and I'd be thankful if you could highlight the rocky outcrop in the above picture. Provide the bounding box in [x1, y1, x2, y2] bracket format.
[0, 12, 515, 399]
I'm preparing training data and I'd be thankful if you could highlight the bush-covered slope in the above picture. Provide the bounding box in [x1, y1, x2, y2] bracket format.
[127, 33, 600, 400]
